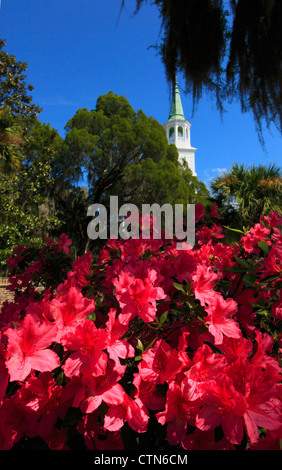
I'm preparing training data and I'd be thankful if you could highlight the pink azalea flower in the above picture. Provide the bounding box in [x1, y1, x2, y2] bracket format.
[191, 264, 219, 307]
[62, 319, 108, 378]
[195, 203, 205, 223]
[241, 232, 259, 254]
[157, 381, 201, 445]
[262, 212, 282, 228]
[196, 224, 224, 246]
[19, 371, 61, 415]
[49, 286, 95, 339]
[113, 269, 166, 324]
[78, 411, 124, 450]
[79, 372, 126, 415]
[249, 223, 270, 240]
[119, 238, 163, 262]
[245, 401, 282, 446]
[5, 314, 60, 382]
[0, 393, 39, 446]
[196, 226, 213, 245]
[210, 204, 221, 219]
[182, 428, 235, 450]
[195, 374, 247, 445]
[224, 356, 282, 445]
[272, 226, 282, 243]
[186, 343, 227, 394]
[262, 245, 281, 277]
[218, 335, 253, 363]
[105, 308, 135, 371]
[6, 245, 26, 271]
[174, 250, 196, 283]
[56, 233, 72, 254]
[136, 339, 183, 385]
[242, 364, 282, 444]
[65, 251, 93, 289]
[104, 394, 149, 434]
[132, 373, 166, 411]
[204, 293, 241, 345]
[0, 335, 9, 402]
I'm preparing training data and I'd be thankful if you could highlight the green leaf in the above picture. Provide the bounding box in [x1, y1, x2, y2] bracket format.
[242, 273, 256, 287]
[159, 310, 168, 326]
[186, 301, 194, 309]
[256, 309, 269, 317]
[137, 339, 144, 353]
[144, 337, 158, 352]
[86, 312, 96, 322]
[258, 240, 269, 254]
[173, 282, 186, 294]
[259, 274, 280, 285]
[234, 256, 252, 270]
[225, 266, 247, 273]
[223, 226, 245, 234]
[55, 370, 65, 386]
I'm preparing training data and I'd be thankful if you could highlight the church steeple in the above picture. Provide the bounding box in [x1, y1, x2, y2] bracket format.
[168, 79, 185, 122]
[163, 78, 197, 176]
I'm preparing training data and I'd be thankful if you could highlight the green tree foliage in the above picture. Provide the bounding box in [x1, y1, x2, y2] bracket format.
[0, 41, 67, 272]
[63, 91, 208, 206]
[0, 120, 63, 273]
[0, 107, 24, 174]
[0, 39, 41, 120]
[60, 92, 209, 254]
[180, 160, 210, 205]
[63, 92, 169, 204]
[131, 0, 282, 141]
[120, 148, 209, 207]
[52, 185, 89, 258]
[120, 156, 189, 206]
[0, 39, 46, 171]
[0, 39, 43, 175]
[211, 163, 282, 232]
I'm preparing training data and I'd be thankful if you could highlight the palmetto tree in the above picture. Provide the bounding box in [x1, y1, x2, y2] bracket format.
[211, 163, 282, 229]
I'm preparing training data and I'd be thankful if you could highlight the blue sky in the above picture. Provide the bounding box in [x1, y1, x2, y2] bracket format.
[1, 0, 281, 189]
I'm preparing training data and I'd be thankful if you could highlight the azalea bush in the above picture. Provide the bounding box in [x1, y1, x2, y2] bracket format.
[0, 206, 281, 450]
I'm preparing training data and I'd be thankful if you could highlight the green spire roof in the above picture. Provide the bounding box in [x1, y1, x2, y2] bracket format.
[168, 80, 185, 121]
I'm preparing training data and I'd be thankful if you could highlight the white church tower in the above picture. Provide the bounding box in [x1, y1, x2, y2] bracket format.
[164, 80, 197, 176]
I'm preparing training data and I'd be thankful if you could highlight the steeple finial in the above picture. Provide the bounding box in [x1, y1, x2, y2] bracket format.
[168, 77, 185, 121]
